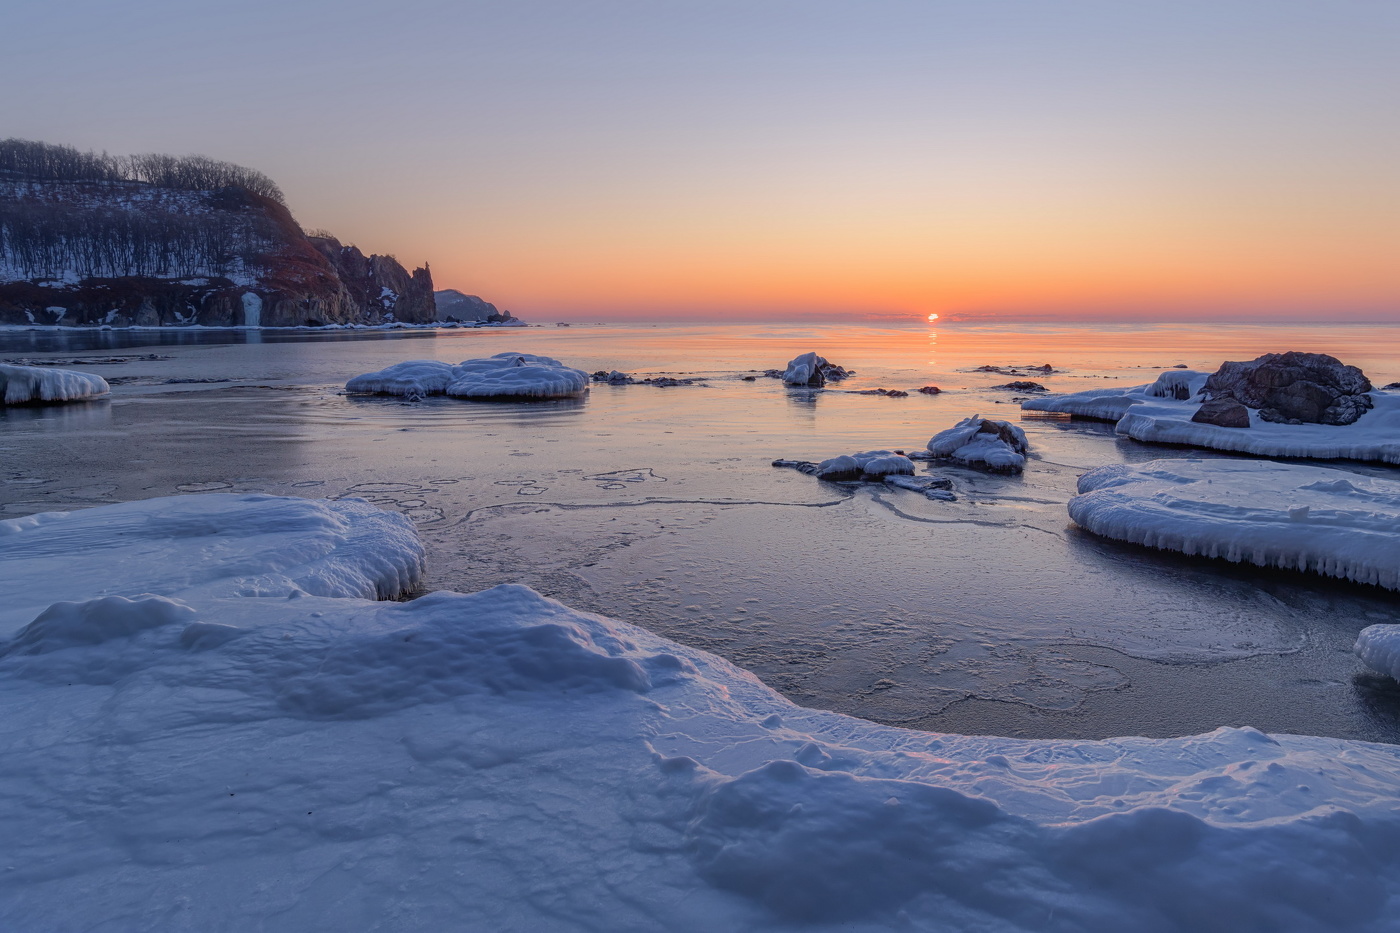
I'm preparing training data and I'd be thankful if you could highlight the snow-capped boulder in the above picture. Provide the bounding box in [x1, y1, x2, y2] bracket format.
[1070, 459, 1400, 590]
[1204, 352, 1373, 425]
[927, 416, 1028, 473]
[0, 363, 109, 405]
[346, 352, 589, 400]
[445, 353, 589, 399]
[779, 352, 852, 387]
[1356, 624, 1400, 682]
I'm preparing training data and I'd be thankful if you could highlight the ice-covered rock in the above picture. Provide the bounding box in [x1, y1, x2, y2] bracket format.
[1070, 459, 1400, 590]
[0, 363, 109, 404]
[1204, 351, 1373, 425]
[346, 352, 589, 400]
[775, 450, 916, 482]
[0, 493, 424, 637]
[6, 513, 1400, 928]
[779, 352, 852, 387]
[1026, 371, 1400, 463]
[927, 416, 1028, 473]
[1356, 624, 1400, 681]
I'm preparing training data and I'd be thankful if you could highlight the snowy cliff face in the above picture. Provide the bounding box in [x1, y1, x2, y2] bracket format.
[0, 177, 434, 327]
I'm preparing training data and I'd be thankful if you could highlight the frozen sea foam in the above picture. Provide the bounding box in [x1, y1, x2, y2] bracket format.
[0, 363, 109, 404]
[346, 352, 590, 400]
[1070, 459, 1400, 590]
[6, 494, 1400, 930]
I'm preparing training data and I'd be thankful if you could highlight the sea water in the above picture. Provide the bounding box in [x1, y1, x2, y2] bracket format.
[3, 320, 1400, 741]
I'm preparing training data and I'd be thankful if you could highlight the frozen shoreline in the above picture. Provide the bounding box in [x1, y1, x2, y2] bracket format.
[4, 493, 1400, 929]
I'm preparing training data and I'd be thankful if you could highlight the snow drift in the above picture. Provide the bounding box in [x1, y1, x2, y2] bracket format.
[6, 493, 1400, 930]
[346, 352, 590, 400]
[1070, 459, 1400, 590]
[0, 362, 108, 404]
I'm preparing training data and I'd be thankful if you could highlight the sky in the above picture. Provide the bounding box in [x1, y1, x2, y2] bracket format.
[3, 0, 1397, 322]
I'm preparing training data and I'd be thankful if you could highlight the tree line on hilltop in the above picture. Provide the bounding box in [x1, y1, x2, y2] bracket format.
[0, 138, 285, 203]
[0, 139, 284, 282]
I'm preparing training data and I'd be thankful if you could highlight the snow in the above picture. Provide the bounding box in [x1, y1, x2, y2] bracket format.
[0, 493, 424, 637]
[1356, 624, 1400, 682]
[927, 415, 1028, 473]
[346, 352, 590, 400]
[1021, 370, 1211, 421]
[4, 493, 1400, 929]
[1025, 372, 1400, 464]
[782, 351, 827, 385]
[1070, 459, 1400, 590]
[0, 363, 109, 405]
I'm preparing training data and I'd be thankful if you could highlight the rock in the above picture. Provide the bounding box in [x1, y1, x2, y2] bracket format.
[1190, 399, 1251, 428]
[1203, 352, 1373, 426]
[741, 375, 757, 381]
[851, 388, 908, 397]
[928, 416, 1029, 474]
[773, 451, 915, 482]
[993, 381, 1047, 392]
[1384, 383, 1400, 391]
[917, 386, 942, 395]
[778, 353, 853, 387]
[592, 370, 634, 385]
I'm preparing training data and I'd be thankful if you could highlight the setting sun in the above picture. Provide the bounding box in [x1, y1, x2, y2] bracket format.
[927, 313, 940, 321]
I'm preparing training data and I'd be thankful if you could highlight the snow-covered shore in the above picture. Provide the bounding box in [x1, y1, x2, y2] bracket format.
[4, 493, 1400, 930]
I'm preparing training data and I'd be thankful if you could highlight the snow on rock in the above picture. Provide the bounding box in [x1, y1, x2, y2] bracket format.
[5, 547, 1400, 928]
[927, 415, 1028, 473]
[779, 352, 852, 387]
[773, 450, 915, 482]
[346, 352, 589, 400]
[0, 494, 424, 637]
[1021, 370, 1211, 421]
[1356, 625, 1400, 682]
[1070, 459, 1400, 590]
[0, 363, 109, 404]
[1027, 371, 1400, 464]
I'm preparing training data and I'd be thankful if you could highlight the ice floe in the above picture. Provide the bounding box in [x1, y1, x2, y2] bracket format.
[346, 352, 590, 400]
[0, 362, 109, 404]
[927, 415, 1028, 473]
[4, 495, 1400, 928]
[1070, 459, 1400, 590]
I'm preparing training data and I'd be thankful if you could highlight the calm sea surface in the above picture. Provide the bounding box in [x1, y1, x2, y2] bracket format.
[4, 321, 1400, 741]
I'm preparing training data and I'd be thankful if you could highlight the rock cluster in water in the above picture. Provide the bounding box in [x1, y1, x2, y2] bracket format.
[590, 370, 701, 387]
[1203, 352, 1373, 426]
[767, 352, 854, 387]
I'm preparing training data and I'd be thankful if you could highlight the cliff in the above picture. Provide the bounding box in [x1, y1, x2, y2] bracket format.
[0, 140, 434, 327]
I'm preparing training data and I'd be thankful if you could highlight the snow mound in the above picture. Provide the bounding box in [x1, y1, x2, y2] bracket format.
[0, 494, 424, 637]
[4, 572, 1400, 928]
[5, 595, 196, 655]
[774, 450, 915, 481]
[928, 415, 1028, 473]
[1026, 371, 1400, 463]
[0, 363, 109, 404]
[1070, 459, 1400, 589]
[346, 352, 589, 400]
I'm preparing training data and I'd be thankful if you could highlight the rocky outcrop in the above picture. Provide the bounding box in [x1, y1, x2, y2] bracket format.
[1, 157, 434, 327]
[1203, 352, 1373, 426]
[434, 289, 515, 323]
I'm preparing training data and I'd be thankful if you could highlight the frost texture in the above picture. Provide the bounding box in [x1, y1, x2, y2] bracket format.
[346, 352, 590, 400]
[4, 495, 1400, 928]
[1070, 459, 1400, 589]
[927, 415, 1028, 473]
[0, 363, 109, 404]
